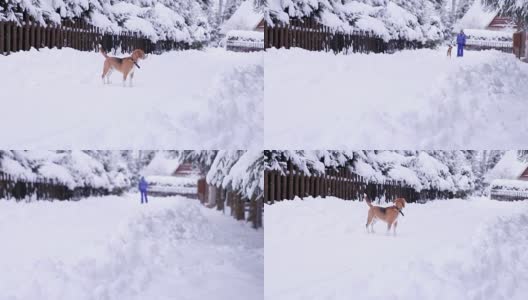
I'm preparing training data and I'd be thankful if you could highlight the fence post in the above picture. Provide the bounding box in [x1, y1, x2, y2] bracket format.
[24, 21, 30, 50]
[288, 162, 294, 200]
[281, 172, 287, 200]
[275, 170, 281, 201]
[0, 21, 4, 55]
[269, 171, 275, 204]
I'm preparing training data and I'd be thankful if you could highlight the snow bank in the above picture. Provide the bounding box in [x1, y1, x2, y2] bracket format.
[264, 48, 528, 149]
[185, 59, 264, 148]
[0, 48, 263, 149]
[0, 195, 263, 300]
[265, 196, 528, 300]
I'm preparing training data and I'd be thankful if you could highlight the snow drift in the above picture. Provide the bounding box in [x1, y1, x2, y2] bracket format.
[264, 48, 528, 149]
[0, 195, 263, 300]
[265, 196, 528, 300]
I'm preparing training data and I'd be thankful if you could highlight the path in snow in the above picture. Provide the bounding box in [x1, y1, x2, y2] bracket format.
[0, 48, 263, 149]
[0, 195, 263, 300]
[265, 197, 528, 300]
[265, 48, 528, 149]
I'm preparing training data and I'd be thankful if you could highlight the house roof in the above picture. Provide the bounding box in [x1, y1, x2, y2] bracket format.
[455, 0, 498, 31]
[220, 0, 263, 34]
[485, 151, 528, 183]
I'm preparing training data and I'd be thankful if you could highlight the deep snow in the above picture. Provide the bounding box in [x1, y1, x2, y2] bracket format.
[0, 48, 263, 149]
[265, 197, 528, 300]
[264, 48, 528, 149]
[0, 195, 263, 300]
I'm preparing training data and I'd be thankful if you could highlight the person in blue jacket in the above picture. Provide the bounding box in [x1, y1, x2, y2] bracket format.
[457, 30, 466, 57]
[138, 176, 148, 204]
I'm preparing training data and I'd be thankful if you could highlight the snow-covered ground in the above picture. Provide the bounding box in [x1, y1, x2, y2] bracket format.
[264, 48, 528, 149]
[0, 195, 263, 300]
[265, 197, 528, 300]
[0, 48, 263, 149]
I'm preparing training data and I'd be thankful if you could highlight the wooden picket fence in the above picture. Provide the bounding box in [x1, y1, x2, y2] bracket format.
[264, 18, 423, 54]
[0, 172, 110, 201]
[264, 164, 458, 204]
[0, 18, 198, 56]
[198, 179, 263, 229]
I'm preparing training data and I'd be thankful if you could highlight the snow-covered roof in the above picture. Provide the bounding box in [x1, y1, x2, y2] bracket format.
[485, 151, 528, 183]
[455, 0, 498, 31]
[220, 0, 263, 34]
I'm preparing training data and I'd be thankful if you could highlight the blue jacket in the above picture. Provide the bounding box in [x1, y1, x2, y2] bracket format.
[138, 178, 148, 192]
[457, 33, 466, 45]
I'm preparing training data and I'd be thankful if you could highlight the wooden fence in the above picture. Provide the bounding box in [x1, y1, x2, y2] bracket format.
[264, 165, 457, 204]
[0, 18, 197, 56]
[198, 179, 263, 229]
[0, 172, 110, 201]
[264, 18, 423, 54]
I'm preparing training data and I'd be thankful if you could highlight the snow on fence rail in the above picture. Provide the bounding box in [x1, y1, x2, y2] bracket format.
[264, 163, 458, 204]
[0, 172, 110, 201]
[0, 18, 198, 56]
[490, 179, 528, 201]
[465, 39, 513, 52]
[198, 179, 263, 229]
[264, 18, 423, 54]
[146, 175, 199, 198]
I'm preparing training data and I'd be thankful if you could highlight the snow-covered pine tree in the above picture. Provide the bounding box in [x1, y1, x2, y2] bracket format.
[455, 0, 475, 20]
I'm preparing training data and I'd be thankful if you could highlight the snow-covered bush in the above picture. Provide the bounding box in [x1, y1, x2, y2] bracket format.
[264, 150, 506, 194]
[207, 150, 263, 200]
[0, 0, 215, 44]
[266, 0, 449, 43]
[0, 150, 135, 191]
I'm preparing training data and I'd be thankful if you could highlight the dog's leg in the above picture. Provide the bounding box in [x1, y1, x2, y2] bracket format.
[123, 72, 129, 87]
[393, 221, 398, 236]
[386, 222, 392, 235]
[129, 71, 134, 87]
[106, 69, 113, 84]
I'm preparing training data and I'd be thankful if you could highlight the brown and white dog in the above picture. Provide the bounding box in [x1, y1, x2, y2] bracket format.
[364, 194, 406, 235]
[447, 45, 453, 58]
[99, 46, 146, 86]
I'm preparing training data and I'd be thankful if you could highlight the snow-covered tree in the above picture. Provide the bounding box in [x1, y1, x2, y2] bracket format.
[264, 150, 507, 195]
[483, 0, 528, 27]
[0, 0, 216, 44]
[207, 151, 263, 200]
[267, 0, 448, 43]
[456, 0, 475, 20]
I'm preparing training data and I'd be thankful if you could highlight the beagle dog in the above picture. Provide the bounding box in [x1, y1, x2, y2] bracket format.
[447, 45, 453, 58]
[364, 193, 406, 235]
[100, 46, 146, 86]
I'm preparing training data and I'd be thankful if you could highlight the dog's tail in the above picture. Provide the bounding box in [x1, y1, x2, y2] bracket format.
[364, 193, 373, 208]
[99, 44, 108, 58]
